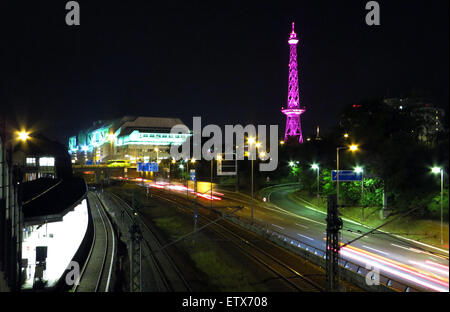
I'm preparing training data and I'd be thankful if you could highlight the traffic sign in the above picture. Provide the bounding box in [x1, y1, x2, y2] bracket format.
[190, 169, 196, 181]
[332, 170, 362, 181]
[137, 162, 158, 172]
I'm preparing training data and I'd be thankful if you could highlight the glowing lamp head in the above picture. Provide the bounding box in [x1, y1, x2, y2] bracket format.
[311, 164, 319, 170]
[259, 151, 266, 158]
[179, 164, 184, 169]
[289, 161, 295, 167]
[216, 155, 222, 161]
[354, 166, 363, 174]
[255, 142, 262, 148]
[190, 158, 196, 163]
[280, 140, 285, 145]
[17, 131, 30, 142]
[154, 147, 159, 152]
[108, 134, 115, 142]
[344, 133, 349, 139]
[247, 137, 255, 145]
[431, 167, 442, 174]
[171, 159, 176, 164]
[349, 144, 359, 152]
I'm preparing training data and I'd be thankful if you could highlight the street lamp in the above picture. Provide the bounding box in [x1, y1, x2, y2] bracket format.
[431, 167, 444, 245]
[247, 137, 260, 224]
[169, 158, 175, 180]
[336, 144, 359, 205]
[311, 164, 320, 206]
[354, 166, 364, 221]
[154, 147, 159, 162]
[17, 130, 30, 142]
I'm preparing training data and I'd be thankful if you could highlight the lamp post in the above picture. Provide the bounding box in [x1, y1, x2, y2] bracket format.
[179, 163, 184, 186]
[247, 137, 260, 224]
[354, 166, 364, 221]
[311, 164, 320, 206]
[170, 158, 175, 182]
[432, 167, 444, 245]
[1, 127, 30, 290]
[336, 144, 358, 206]
[210, 155, 213, 209]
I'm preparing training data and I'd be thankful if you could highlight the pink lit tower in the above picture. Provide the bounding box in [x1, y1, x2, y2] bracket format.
[281, 22, 305, 144]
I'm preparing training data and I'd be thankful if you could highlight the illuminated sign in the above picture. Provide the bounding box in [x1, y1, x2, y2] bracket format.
[116, 130, 190, 146]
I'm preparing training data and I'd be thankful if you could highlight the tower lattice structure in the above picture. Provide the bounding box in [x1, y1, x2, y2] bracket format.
[281, 22, 305, 143]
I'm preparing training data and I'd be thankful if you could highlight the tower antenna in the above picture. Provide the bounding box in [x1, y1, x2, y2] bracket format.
[281, 22, 305, 143]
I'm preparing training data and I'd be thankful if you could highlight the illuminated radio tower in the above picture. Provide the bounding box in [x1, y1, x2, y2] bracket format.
[281, 22, 305, 143]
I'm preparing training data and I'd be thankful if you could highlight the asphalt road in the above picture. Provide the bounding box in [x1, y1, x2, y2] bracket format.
[249, 185, 449, 292]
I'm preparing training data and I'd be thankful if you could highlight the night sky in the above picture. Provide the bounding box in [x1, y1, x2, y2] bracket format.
[1, 0, 448, 144]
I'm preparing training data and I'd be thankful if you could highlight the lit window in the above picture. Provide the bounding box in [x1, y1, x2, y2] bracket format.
[26, 158, 36, 166]
[39, 157, 55, 167]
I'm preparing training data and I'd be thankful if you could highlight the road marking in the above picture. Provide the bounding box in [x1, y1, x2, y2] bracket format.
[295, 223, 309, 229]
[391, 243, 421, 253]
[297, 233, 314, 241]
[271, 224, 284, 230]
[295, 214, 327, 226]
[409, 261, 449, 276]
[362, 245, 390, 256]
[390, 243, 447, 261]
[276, 187, 449, 257]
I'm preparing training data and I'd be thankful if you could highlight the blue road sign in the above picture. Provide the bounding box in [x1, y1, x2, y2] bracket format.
[137, 162, 158, 172]
[190, 169, 196, 181]
[332, 170, 362, 181]
[149, 162, 158, 172]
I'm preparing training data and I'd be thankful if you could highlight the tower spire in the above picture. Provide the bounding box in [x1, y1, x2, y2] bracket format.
[281, 22, 305, 143]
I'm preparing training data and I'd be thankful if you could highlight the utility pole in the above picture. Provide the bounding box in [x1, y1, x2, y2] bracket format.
[129, 220, 142, 292]
[251, 157, 254, 224]
[326, 194, 342, 292]
[210, 158, 213, 210]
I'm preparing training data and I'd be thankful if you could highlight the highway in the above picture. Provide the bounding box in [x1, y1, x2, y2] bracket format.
[234, 184, 449, 292]
[115, 178, 449, 292]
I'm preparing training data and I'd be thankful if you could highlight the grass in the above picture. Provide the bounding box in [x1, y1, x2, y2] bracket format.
[291, 190, 449, 248]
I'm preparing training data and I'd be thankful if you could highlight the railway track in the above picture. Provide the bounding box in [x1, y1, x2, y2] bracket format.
[74, 192, 116, 292]
[105, 192, 191, 292]
[128, 188, 324, 292]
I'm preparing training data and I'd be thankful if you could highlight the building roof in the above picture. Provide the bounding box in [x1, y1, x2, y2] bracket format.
[22, 177, 87, 226]
[118, 116, 185, 130]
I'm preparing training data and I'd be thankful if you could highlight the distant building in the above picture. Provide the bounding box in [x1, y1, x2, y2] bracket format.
[68, 116, 190, 165]
[12, 134, 72, 182]
[383, 97, 446, 144]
